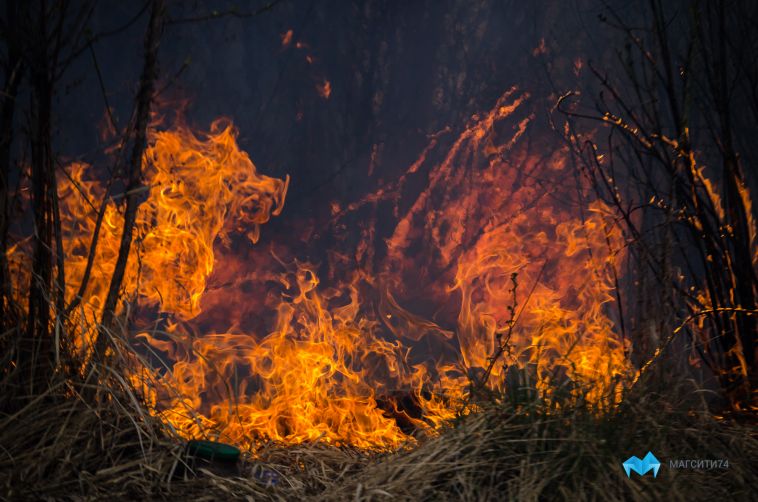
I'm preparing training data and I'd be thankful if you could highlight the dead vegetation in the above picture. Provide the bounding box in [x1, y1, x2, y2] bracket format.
[1, 1, 756, 500]
[1, 326, 755, 501]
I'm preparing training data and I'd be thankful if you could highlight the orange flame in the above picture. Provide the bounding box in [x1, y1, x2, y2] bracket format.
[133, 89, 630, 448]
[57, 119, 288, 352]
[11, 88, 636, 449]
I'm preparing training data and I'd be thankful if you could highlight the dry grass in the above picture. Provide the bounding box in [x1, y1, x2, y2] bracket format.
[326, 383, 756, 501]
[1, 324, 755, 501]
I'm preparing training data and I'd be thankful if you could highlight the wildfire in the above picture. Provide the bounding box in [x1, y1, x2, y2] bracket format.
[11, 88, 634, 450]
[58, 119, 288, 352]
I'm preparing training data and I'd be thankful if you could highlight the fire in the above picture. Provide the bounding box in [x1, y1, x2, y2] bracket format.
[144, 266, 417, 448]
[10, 88, 634, 449]
[57, 119, 288, 353]
[379, 88, 631, 409]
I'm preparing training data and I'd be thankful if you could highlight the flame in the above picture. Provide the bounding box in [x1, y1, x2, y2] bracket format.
[10, 88, 636, 449]
[380, 88, 631, 408]
[134, 89, 630, 448]
[57, 119, 288, 353]
[146, 267, 418, 448]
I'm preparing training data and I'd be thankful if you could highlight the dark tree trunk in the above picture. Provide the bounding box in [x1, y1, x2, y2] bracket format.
[24, 0, 56, 391]
[0, 1, 24, 329]
[93, 0, 165, 361]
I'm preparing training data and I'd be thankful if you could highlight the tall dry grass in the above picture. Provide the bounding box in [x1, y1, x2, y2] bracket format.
[1, 318, 755, 501]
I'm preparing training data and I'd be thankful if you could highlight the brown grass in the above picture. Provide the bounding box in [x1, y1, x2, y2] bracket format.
[1, 323, 755, 501]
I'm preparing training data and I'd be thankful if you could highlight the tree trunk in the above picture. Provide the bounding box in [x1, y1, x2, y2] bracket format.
[24, 0, 56, 392]
[93, 0, 165, 362]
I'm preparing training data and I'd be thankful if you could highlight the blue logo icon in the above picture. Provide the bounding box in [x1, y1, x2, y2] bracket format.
[622, 452, 661, 478]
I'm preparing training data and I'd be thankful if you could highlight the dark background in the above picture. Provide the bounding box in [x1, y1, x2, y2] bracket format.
[58, 0, 623, 241]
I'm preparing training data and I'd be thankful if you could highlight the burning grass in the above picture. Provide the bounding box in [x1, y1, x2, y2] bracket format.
[1, 324, 754, 500]
[2, 88, 754, 499]
[2, 1, 756, 498]
[7, 90, 639, 450]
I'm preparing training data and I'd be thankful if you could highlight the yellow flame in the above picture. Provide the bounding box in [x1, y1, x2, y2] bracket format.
[11, 90, 639, 449]
[58, 119, 288, 353]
